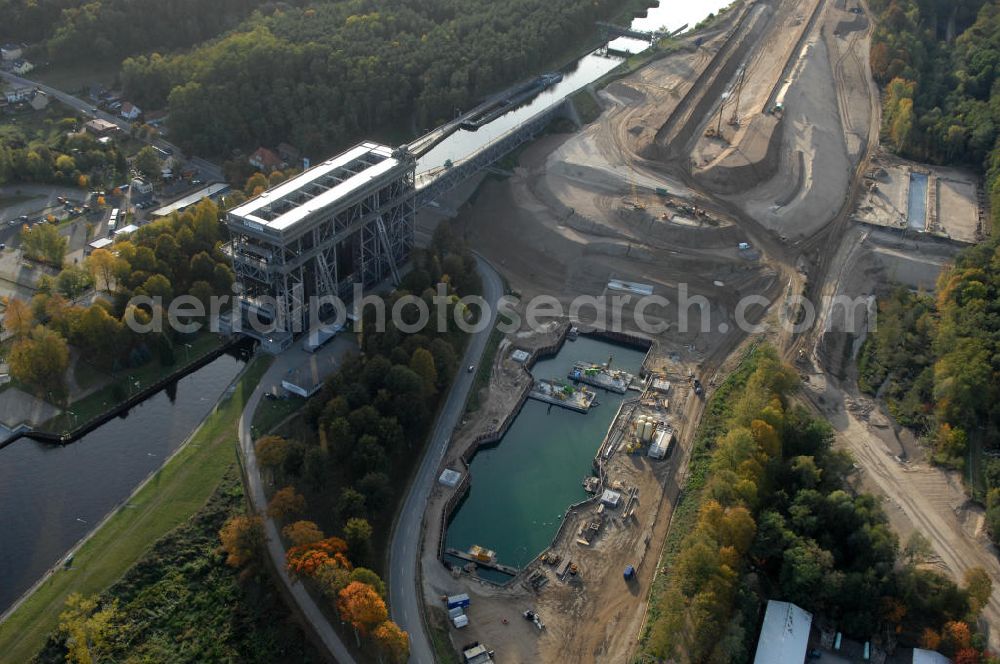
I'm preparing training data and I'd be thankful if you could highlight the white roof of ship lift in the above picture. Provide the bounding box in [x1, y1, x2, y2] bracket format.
[912, 649, 952, 664]
[753, 600, 812, 664]
[230, 142, 397, 232]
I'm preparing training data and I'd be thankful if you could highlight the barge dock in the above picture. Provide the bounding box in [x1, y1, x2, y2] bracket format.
[528, 379, 596, 413]
[569, 361, 636, 394]
[445, 548, 519, 576]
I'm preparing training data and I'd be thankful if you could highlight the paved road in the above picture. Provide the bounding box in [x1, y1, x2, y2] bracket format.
[237, 340, 359, 664]
[388, 256, 504, 663]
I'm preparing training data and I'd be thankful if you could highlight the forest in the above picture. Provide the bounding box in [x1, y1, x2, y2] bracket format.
[0, 0, 282, 57]
[225, 221, 480, 662]
[871, 0, 1000, 229]
[643, 347, 994, 663]
[115, 0, 625, 157]
[862, 0, 1000, 540]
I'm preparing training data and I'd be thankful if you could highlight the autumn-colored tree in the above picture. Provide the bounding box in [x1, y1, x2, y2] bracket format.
[942, 621, 973, 654]
[267, 486, 306, 520]
[256, 435, 290, 484]
[286, 537, 351, 578]
[337, 581, 388, 635]
[870, 42, 890, 81]
[881, 597, 907, 631]
[955, 649, 981, 664]
[4, 297, 34, 337]
[373, 620, 409, 663]
[244, 172, 268, 196]
[921, 628, 942, 650]
[219, 514, 264, 571]
[282, 520, 324, 547]
[84, 248, 124, 292]
[58, 593, 120, 664]
[10, 325, 69, 398]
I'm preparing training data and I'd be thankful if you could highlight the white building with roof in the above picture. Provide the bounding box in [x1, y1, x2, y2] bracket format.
[912, 649, 951, 664]
[753, 600, 812, 664]
[225, 142, 415, 351]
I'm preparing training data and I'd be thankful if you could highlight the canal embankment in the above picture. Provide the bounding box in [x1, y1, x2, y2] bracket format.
[0, 333, 243, 451]
[0, 354, 271, 664]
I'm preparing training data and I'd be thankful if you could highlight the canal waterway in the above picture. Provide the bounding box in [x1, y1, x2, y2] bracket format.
[416, 0, 735, 174]
[445, 336, 646, 574]
[0, 0, 734, 616]
[0, 349, 248, 613]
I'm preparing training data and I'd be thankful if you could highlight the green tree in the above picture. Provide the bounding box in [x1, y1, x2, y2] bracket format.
[349, 567, 386, 599]
[337, 487, 367, 520]
[21, 222, 67, 266]
[409, 347, 438, 394]
[344, 517, 373, 558]
[134, 146, 162, 180]
[56, 266, 95, 299]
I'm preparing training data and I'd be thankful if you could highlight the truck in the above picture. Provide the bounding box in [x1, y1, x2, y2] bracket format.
[447, 593, 471, 610]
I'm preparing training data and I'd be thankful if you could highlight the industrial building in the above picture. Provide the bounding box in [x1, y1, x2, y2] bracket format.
[225, 142, 415, 350]
[753, 600, 812, 664]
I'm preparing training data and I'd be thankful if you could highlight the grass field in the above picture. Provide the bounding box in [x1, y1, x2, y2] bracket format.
[0, 353, 271, 664]
[252, 394, 302, 436]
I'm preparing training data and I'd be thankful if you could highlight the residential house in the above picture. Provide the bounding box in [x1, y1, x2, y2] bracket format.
[11, 60, 34, 75]
[84, 118, 119, 137]
[120, 101, 141, 121]
[3, 86, 33, 104]
[1, 44, 23, 62]
[29, 91, 49, 111]
[130, 177, 154, 203]
[249, 146, 284, 172]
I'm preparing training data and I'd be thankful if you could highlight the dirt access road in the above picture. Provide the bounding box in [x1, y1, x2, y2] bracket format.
[803, 367, 1000, 647]
[418, 0, 1000, 658]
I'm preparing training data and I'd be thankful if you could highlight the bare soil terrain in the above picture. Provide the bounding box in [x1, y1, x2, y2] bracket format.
[415, 0, 1000, 657]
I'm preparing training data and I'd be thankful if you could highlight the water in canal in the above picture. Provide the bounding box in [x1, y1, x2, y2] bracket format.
[417, 0, 736, 174]
[0, 349, 248, 613]
[445, 336, 646, 574]
[907, 172, 928, 230]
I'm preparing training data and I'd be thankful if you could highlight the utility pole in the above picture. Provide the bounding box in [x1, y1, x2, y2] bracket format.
[716, 92, 729, 134]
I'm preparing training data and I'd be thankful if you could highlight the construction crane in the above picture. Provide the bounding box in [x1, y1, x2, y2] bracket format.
[705, 91, 729, 139]
[729, 66, 748, 127]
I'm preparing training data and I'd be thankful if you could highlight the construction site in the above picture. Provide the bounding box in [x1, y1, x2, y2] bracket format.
[410, 0, 1000, 659]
